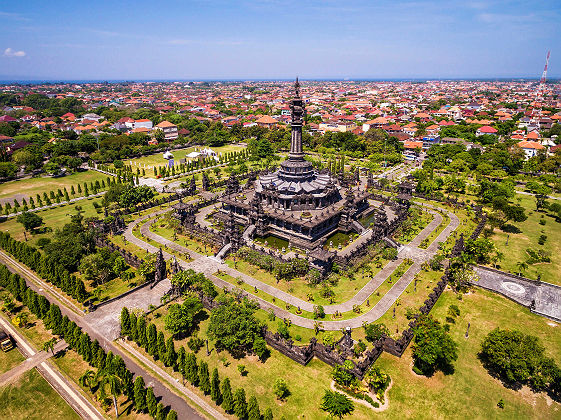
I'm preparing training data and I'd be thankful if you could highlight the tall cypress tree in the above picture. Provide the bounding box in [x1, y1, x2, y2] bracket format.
[147, 323, 157, 357]
[120, 307, 131, 336]
[133, 376, 147, 413]
[247, 396, 260, 420]
[136, 316, 147, 349]
[155, 402, 165, 420]
[198, 361, 210, 394]
[129, 312, 138, 341]
[210, 368, 221, 404]
[177, 347, 186, 383]
[164, 337, 176, 369]
[221, 378, 233, 413]
[146, 386, 157, 418]
[166, 410, 178, 420]
[157, 331, 166, 361]
[233, 388, 247, 419]
[263, 408, 273, 420]
[185, 352, 198, 385]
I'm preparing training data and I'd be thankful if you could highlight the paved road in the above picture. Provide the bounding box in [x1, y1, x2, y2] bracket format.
[0, 314, 105, 420]
[0, 252, 208, 420]
[124, 200, 459, 330]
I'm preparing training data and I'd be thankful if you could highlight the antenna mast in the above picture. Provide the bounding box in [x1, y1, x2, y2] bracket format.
[537, 51, 551, 97]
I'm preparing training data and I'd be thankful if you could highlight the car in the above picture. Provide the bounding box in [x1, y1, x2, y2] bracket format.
[0, 329, 14, 351]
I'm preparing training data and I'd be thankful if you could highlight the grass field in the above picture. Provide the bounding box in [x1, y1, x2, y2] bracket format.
[490, 194, 561, 285]
[121, 144, 246, 176]
[0, 368, 80, 420]
[0, 170, 109, 203]
[0, 196, 105, 245]
[0, 346, 24, 375]
[373, 288, 561, 420]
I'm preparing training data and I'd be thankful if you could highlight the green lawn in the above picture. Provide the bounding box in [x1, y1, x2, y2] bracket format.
[122, 144, 246, 177]
[224, 250, 390, 307]
[0, 197, 105, 244]
[0, 368, 80, 420]
[372, 288, 561, 419]
[0, 170, 109, 203]
[0, 346, 24, 375]
[490, 194, 561, 285]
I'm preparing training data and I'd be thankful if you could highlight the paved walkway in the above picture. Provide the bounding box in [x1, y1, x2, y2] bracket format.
[473, 265, 561, 322]
[0, 340, 68, 387]
[124, 199, 460, 330]
[0, 314, 104, 420]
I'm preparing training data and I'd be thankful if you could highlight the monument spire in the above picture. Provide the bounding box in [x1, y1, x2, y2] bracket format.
[288, 77, 305, 160]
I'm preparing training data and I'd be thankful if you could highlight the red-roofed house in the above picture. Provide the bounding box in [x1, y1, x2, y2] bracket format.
[517, 140, 544, 159]
[476, 125, 498, 136]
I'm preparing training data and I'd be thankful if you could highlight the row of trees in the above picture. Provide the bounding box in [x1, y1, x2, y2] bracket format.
[0, 177, 113, 216]
[120, 306, 272, 420]
[0, 263, 177, 419]
[0, 231, 89, 302]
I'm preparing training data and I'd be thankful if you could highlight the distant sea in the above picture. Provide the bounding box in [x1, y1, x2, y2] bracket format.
[0, 77, 557, 85]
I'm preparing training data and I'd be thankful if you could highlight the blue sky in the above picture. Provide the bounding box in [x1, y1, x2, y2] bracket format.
[0, 0, 559, 80]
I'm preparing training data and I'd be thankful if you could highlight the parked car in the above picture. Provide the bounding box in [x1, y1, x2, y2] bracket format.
[0, 329, 14, 351]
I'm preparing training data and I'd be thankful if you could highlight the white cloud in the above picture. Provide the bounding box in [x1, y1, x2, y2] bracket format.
[3, 47, 26, 57]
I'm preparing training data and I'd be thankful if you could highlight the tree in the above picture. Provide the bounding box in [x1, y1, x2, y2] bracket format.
[120, 307, 131, 337]
[164, 295, 203, 337]
[273, 378, 290, 400]
[97, 372, 122, 418]
[516, 261, 528, 277]
[210, 368, 221, 404]
[164, 337, 177, 368]
[331, 361, 357, 387]
[133, 376, 147, 413]
[42, 338, 57, 355]
[221, 378, 234, 413]
[155, 402, 165, 420]
[320, 390, 354, 419]
[198, 361, 211, 394]
[263, 408, 273, 420]
[166, 410, 178, 420]
[79, 369, 96, 391]
[411, 314, 458, 375]
[207, 296, 262, 356]
[146, 386, 158, 417]
[247, 396, 260, 420]
[480, 328, 559, 392]
[233, 388, 247, 419]
[186, 352, 198, 385]
[16, 212, 43, 232]
[252, 336, 269, 361]
[363, 322, 389, 342]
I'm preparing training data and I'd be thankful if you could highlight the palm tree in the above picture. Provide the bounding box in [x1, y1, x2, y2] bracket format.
[79, 369, 96, 392]
[516, 261, 528, 277]
[42, 338, 57, 355]
[492, 250, 504, 268]
[97, 372, 122, 418]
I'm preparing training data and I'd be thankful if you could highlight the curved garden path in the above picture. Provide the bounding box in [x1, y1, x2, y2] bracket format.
[123, 202, 459, 330]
